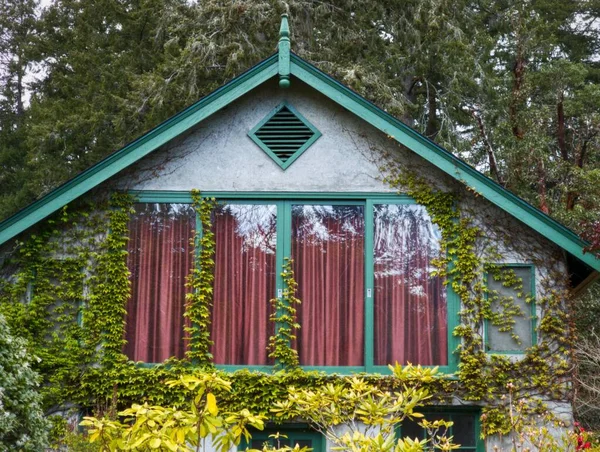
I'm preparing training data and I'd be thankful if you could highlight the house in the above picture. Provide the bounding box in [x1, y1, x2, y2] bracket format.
[0, 15, 597, 452]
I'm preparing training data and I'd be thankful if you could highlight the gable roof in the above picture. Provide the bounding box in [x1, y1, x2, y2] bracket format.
[0, 40, 598, 275]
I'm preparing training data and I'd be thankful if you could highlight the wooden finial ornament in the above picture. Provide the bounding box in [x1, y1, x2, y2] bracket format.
[278, 14, 291, 88]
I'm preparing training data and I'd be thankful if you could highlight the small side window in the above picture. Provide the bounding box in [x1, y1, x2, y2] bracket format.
[486, 265, 535, 353]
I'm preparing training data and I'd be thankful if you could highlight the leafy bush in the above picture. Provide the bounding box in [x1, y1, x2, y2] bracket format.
[0, 313, 49, 450]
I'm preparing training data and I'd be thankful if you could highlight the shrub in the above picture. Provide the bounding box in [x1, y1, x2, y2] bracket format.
[0, 313, 49, 450]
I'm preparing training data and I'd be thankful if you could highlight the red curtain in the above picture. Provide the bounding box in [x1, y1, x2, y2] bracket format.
[373, 204, 447, 366]
[210, 204, 276, 365]
[292, 205, 365, 366]
[124, 203, 195, 362]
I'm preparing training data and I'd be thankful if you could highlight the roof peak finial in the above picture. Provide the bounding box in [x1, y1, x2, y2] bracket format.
[279, 13, 290, 39]
[278, 14, 291, 88]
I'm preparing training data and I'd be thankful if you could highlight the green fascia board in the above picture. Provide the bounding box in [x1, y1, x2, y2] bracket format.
[289, 53, 600, 272]
[0, 54, 279, 246]
[248, 102, 322, 170]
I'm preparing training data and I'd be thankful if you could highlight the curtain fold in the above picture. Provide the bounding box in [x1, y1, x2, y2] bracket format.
[292, 205, 365, 366]
[373, 204, 447, 366]
[125, 203, 195, 362]
[210, 204, 276, 365]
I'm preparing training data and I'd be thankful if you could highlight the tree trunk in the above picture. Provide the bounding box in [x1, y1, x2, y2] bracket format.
[425, 82, 439, 139]
[537, 158, 549, 214]
[557, 92, 568, 161]
[510, 38, 526, 140]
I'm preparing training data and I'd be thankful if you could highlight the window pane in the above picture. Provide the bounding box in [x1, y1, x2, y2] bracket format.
[125, 203, 195, 362]
[452, 414, 476, 447]
[211, 204, 277, 365]
[292, 205, 365, 366]
[293, 440, 313, 448]
[374, 204, 447, 366]
[400, 418, 423, 441]
[487, 266, 533, 351]
[425, 413, 450, 441]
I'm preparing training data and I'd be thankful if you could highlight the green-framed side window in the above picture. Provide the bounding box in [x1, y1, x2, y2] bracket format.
[397, 408, 484, 452]
[239, 426, 324, 452]
[127, 192, 460, 373]
[485, 264, 536, 354]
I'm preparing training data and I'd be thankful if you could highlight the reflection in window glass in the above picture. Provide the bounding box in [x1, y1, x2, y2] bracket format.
[292, 205, 365, 366]
[374, 204, 447, 366]
[211, 204, 277, 365]
[125, 203, 195, 362]
[487, 266, 533, 352]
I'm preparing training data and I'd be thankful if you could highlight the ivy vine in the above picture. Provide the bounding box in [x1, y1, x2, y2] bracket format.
[268, 258, 301, 369]
[184, 190, 216, 365]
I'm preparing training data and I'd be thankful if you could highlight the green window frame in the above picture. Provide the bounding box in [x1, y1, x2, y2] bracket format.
[130, 191, 461, 373]
[396, 408, 484, 452]
[484, 263, 537, 355]
[238, 425, 324, 452]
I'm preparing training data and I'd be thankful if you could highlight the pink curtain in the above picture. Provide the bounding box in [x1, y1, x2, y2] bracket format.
[210, 204, 276, 365]
[374, 204, 447, 366]
[124, 203, 195, 362]
[292, 205, 365, 366]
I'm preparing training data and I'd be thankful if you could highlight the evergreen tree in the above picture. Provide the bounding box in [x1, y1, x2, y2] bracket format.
[0, 0, 38, 216]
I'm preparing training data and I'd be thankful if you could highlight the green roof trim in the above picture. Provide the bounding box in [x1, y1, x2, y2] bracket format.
[248, 102, 321, 170]
[0, 48, 597, 274]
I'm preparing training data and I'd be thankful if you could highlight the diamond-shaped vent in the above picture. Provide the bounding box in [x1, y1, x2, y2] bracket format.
[248, 103, 321, 170]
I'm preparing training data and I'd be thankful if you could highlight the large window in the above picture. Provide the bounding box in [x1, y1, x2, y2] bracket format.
[210, 204, 277, 365]
[292, 204, 365, 366]
[125, 195, 455, 370]
[373, 204, 447, 366]
[125, 203, 195, 362]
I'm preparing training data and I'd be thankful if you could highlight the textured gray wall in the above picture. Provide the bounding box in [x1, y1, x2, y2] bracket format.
[115, 78, 449, 193]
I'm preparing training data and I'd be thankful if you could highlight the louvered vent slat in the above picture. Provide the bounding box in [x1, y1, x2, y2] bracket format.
[248, 104, 321, 169]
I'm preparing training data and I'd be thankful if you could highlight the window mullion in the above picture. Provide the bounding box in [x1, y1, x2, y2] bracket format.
[275, 200, 288, 300]
[365, 199, 374, 372]
[274, 201, 293, 366]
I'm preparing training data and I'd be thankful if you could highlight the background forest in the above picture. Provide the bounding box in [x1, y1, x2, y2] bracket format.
[1, 0, 600, 430]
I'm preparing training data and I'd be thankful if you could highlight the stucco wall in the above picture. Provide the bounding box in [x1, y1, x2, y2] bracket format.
[114, 78, 456, 193]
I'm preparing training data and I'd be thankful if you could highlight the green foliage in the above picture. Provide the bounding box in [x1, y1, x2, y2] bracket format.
[81, 373, 266, 452]
[185, 191, 216, 365]
[80, 366, 460, 452]
[272, 364, 462, 452]
[268, 259, 301, 369]
[0, 313, 49, 451]
[85, 193, 133, 366]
